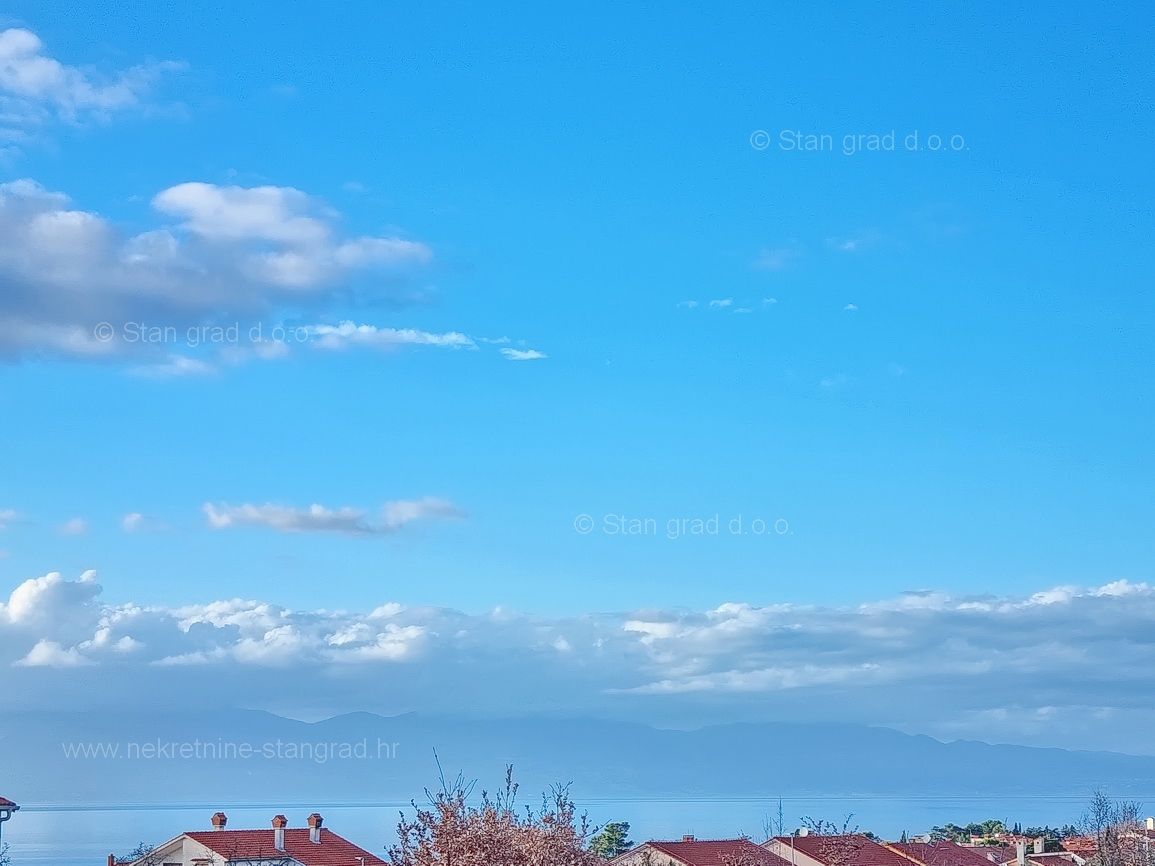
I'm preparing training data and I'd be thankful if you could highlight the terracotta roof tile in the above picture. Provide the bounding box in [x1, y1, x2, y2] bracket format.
[186, 827, 387, 866]
[772, 835, 914, 866]
[641, 839, 795, 866]
[887, 841, 1001, 866]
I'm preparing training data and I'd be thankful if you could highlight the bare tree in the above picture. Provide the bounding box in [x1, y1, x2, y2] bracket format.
[218, 840, 293, 866]
[1082, 790, 1152, 866]
[118, 842, 163, 866]
[762, 799, 787, 843]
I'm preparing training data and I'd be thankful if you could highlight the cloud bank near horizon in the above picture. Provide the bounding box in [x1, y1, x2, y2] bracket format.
[1, 571, 1154, 751]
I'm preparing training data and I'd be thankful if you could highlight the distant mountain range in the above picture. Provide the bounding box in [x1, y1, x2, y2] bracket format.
[3, 710, 1154, 806]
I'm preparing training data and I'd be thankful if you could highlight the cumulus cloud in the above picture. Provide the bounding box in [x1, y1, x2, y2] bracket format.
[843, 303, 858, 311]
[0, 27, 182, 140]
[0, 179, 431, 359]
[500, 348, 547, 361]
[708, 298, 732, 308]
[4, 572, 1155, 749]
[202, 498, 464, 536]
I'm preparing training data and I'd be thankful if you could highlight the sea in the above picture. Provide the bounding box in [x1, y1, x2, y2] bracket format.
[3, 795, 1112, 865]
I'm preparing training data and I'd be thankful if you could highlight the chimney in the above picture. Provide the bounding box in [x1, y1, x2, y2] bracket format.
[211, 812, 227, 831]
[308, 812, 324, 844]
[272, 815, 288, 851]
[682, 835, 695, 843]
[108, 856, 116, 866]
[1147, 818, 1154, 832]
[1016, 841, 1027, 866]
[1034, 839, 1045, 855]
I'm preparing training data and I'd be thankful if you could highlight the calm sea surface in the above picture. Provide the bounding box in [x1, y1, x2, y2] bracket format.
[4, 796, 1112, 866]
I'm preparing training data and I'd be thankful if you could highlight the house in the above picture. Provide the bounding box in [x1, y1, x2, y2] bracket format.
[111, 811, 387, 866]
[0, 796, 17, 846]
[764, 834, 915, 866]
[885, 840, 1004, 866]
[989, 839, 1090, 866]
[612, 836, 795, 866]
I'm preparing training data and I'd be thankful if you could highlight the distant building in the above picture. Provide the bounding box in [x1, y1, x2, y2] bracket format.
[111, 811, 386, 866]
[613, 836, 794, 866]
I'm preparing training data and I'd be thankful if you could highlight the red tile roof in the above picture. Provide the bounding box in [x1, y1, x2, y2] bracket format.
[887, 841, 1001, 866]
[186, 828, 387, 865]
[1061, 838, 1097, 857]
[0, 797, 17, 809]
[772, 836, 914, 866]
[642, 839, 795, 866]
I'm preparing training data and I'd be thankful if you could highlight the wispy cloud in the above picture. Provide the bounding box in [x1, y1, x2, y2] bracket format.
[56, 517, 88, 536]
[0, 27, 184, 140]
[0, 508, 17, 530]
[753, 243, 802, 271]
[843, 303, 858, 312]
[708, 298, 733, 309]
[500, 348, 547, 361]
[311, 322, 474, 351]
[202, 498, 464, 536]
[129, 355, 216, 378]
[827, 230, 882, 253]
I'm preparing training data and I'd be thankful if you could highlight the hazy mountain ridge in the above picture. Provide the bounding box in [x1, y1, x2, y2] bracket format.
[4, 710, 1154, 806]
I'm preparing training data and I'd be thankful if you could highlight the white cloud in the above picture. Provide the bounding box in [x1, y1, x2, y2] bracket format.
[0, 179, 432, 359]
[381, 497, 465, 530]
[129, 354, 216, 378]
[827, 231, 881, 253]
[121, 513, 144, 532]
[708, 298, 732, 308]
[203, 498, 464, 536]
[843, 303, 858, 311]
[4, 572, 1155, 749]
[57, 517, 88, 536]
[0, 27, 182, 139]
[0, 508, 17, 529]
[676, 301, 699, 309]
[16, 639, 91, 667]
[151, 183, 431, 288]
[500, 348, 547, 361]
[311, 321, 474, 351]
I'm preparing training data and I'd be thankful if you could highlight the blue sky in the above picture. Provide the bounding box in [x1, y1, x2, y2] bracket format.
[1, 1, 1154, 747]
